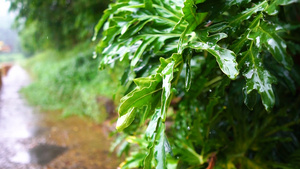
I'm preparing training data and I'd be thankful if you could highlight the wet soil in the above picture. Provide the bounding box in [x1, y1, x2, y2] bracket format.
[0, 65, 120, 169]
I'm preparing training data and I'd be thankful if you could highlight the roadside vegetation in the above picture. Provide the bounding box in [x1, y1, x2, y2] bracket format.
[21, 42, 123, 122]
[94, 0, 300, 168]
[8, 0, 121, 122]
[8, 0, 300, 168]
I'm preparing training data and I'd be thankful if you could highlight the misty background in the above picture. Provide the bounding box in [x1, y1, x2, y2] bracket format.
[0, 0, 20, 53]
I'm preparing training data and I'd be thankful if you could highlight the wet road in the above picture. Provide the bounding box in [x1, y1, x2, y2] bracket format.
[0, 65, 119, 169]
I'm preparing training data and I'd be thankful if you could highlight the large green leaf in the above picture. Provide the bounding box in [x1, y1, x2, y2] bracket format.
[230, 14, 262, 55]
[181, 0, 207, 31]
[117, 54, 182, 131]
[249, 21, 293, 70]
[160, 54, 180, 121]
[241, 42, 277, 111]
[266, 0, 300, 15]
[144, 109, 162, 169]
[154, 123, 167, 169]
[186, 31, 239, 79]
[229, 1, 268, 27]
[117, 74, 162, 131]
[95, 0, 184, 71]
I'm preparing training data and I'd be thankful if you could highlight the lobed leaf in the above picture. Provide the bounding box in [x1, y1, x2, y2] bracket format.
[182, 0, 207, 31]
[266, 0, 300, 15]
[117, 74, 162, 131]
[241, 43, 277, 111]
[187, 31, 239, 79]
[249, 21, 293, 70]
[229, 1, 268, 27]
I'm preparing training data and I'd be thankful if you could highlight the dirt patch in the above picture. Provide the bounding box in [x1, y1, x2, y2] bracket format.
[0, 65, 120, 169]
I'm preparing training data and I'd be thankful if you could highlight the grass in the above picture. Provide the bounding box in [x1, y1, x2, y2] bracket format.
[0, 53, 25, 63]
[21, 43, 124, 123]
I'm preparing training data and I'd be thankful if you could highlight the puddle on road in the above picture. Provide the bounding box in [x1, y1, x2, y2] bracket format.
[0, 65, 120, 169]
[11, 144, 67, 165]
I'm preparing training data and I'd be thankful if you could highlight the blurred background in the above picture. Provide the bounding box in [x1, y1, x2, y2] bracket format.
[0, 0, 123, 168]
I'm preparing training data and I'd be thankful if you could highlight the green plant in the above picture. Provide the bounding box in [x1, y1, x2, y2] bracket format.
[9, 0, 110, 52]
[94, 0, 300, 168]
[22, 43, 122, 122]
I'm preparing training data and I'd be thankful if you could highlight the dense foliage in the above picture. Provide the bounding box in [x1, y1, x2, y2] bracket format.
[94, 0, 300, 168]
[8, 0, 110, 54]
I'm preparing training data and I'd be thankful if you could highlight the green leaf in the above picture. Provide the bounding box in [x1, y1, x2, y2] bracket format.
[144, 109, 168, 169]
[230, 13, 262, 55]
[131, 37, 157, 67]
[229, 1, 268, 27]
[144, 109, 162, 169]
[243, 88, 257, 110]
[96, 0, 184, 72]
[266, 0, 300, 15]
[117, 75, 162, 131]
[117, 53, 182, 131]
[145, 109, 162, 141]
[160, 55, 177, 121]
[249, 21, 293, 70]
[241, 43, 277, 111]
[117, 107, 137, 132]
[187, 32, 239, 79]
[154, 123, 167, 169]
[182, 0, 207, 31]
[184, 50, 192, 91]
[93, 2, 129, 41]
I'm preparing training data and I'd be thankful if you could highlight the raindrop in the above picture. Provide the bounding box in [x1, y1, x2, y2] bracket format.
[187, 126, 190, 130]
[209, 89, 212, 92]
[93, 51, 97, 59]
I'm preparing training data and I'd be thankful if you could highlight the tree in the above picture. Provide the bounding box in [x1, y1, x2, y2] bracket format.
[95, 0, 300, 168]
[9, 0, 110, 53]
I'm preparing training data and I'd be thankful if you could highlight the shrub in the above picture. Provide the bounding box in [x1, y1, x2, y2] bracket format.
[94, 0, 300, 168]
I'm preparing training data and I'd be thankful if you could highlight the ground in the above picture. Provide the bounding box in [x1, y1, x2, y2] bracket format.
[0, 65, 120, 169]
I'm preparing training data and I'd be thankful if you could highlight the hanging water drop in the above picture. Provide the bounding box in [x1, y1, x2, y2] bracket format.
[93, 51, 97, 59]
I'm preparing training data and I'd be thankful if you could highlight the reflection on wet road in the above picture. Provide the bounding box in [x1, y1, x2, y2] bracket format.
[0, 65, 119, 169]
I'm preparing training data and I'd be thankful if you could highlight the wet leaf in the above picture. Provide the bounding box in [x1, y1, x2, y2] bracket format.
[182, 0, 207, 31]
[241, 43, 277, 111]
[187, 31, 239, 79]
[184, 50, 192, 91]
[231, 14, 262, 54]
[249, 21, 293, 70]
[266, 0, 300, 15]
[131, 37, 157, 67]
[94, 0, 300, 168]
[154, 123, 166, 169]
[160, 55, 177, 121]
[229, 1, 268, 27]
[117, 75, 162, 131]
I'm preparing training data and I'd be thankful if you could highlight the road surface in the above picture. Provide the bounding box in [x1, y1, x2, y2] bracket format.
[0, 65, 119, 169]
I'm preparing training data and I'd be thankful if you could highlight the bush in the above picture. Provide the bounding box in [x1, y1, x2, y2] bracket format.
[94, 0, 300, 168]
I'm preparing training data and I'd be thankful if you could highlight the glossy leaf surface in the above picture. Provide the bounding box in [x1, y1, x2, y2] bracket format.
[94, 0, 300, 168]
[241, 43, 277, 111]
